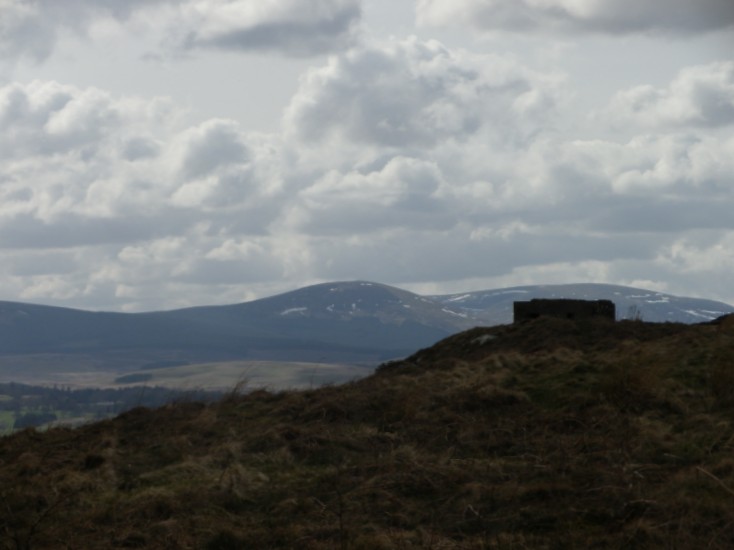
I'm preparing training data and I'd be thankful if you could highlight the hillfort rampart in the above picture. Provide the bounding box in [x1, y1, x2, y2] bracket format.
[513, 299, 616, 323]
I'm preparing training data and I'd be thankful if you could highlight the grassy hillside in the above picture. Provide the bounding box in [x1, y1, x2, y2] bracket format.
[2, 315, 734, 548]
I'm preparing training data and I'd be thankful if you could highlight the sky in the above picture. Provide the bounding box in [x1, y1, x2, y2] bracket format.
[1, 0, 733, 312]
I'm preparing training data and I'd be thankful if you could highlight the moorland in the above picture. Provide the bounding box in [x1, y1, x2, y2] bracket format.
[3, 314, 734, 548]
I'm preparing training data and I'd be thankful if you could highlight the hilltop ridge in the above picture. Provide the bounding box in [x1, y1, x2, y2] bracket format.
[3, 315, 734, 548]
[1, 281, 732, 391]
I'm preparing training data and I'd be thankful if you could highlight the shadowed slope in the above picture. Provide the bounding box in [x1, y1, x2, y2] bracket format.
[2, 315, 734, 548]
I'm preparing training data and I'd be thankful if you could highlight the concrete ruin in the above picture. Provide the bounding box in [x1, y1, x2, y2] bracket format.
[513, 299, 616, 323]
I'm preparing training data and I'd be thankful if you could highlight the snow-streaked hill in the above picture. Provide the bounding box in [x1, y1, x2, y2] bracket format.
[431, 283, 734, 325]
[0, 282, 474, 367]
[0, 282, 731, 379]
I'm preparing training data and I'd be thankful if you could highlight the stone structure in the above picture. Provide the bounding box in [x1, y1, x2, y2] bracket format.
[513, 299, 616, 323]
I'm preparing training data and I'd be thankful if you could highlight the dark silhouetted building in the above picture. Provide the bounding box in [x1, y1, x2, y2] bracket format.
[513, 299, 616, 323]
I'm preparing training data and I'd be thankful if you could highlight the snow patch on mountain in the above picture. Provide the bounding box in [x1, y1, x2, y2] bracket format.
[684, 310, 714, 319]
[442, 308, 468, 318]
[445, 294, 471, 302]
[280, 307, 308, 316]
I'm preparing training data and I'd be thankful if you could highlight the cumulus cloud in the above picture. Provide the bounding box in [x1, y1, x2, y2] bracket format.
[651, 231, 734, 302]
[606, 61, 734, 128]
[283, 157, 454, 235]
[0, 80, 162, 159]
[273, 39, 734, 305]
[416, 0, 734, 35]
[174, 119, 249, 180]
[0, 81, 280, 246]
[0, 80, 178, 222]
[284, 36, 563, 151]
[2, 31, 734, 310]
[478, 132, 734, 238]
[0, 78, 297, 309]
[0, 0, 361, 63]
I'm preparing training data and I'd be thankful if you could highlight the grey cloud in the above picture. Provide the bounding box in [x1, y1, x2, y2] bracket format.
[298, 225, 663, 286]
[498, 133, 734, 235]
[1, 2, 60, 62]
[0, 212, 192, 249]
[381, 129, 734, 255]
[0, 0, 173, 62]
[7, 251, 78, 276]
[177, 119, 249, 179]
[173, 165, 275, 212]
[417, 0, 734, 35]
[173, 254, 283, 285]
[516, 143, 734, 235]
[122, 137, 160, 161]
[287, 157, 455, 235]
[179, 0, 361, 56]
[170, 122, 286, 212]
[0, 0, 361, 63]
[592, 198, 734, 233]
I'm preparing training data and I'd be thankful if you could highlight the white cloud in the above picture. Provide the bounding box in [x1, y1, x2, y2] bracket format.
[546, 134, 730, 195]
[0, 81, 179, 229]
[651, 232, 734, 302]
[276, 36, 572, 242]
[606, 61, 734, 128]
[0, 78, 294, 309]
[660, 234, 734, 272]
[482, 132, 734, 238]
[284, 36, 564, 153]
[0, 80, 176, 160]
[416, 0, 734, 35]
[0, 81, 282, 249]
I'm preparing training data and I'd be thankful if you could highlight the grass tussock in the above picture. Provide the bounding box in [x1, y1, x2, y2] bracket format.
[2, 315, 734, 548]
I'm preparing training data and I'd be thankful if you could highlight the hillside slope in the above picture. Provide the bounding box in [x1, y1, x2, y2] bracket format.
[0, 282, 472, 370]
[158, 281, 474, 358]
[3, 315, 734, 548]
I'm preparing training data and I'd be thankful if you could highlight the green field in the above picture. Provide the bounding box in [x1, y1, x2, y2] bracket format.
[0, 410, 13, 433]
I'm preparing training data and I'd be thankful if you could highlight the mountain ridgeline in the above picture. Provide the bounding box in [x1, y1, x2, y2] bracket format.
[0, 282, 731, 370]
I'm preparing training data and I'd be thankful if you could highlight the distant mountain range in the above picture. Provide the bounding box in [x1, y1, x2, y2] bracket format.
[430, 282, 734, 325]
[0, 282, 731, 381]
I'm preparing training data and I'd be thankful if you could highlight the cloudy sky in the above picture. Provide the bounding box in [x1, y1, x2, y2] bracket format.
[1, 0, 733, 311]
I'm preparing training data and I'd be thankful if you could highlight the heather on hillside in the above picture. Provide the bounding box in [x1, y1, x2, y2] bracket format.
[2, 316, 734, 549]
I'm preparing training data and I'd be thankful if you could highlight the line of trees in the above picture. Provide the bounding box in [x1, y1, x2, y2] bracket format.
[0, 382, 223, 431]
